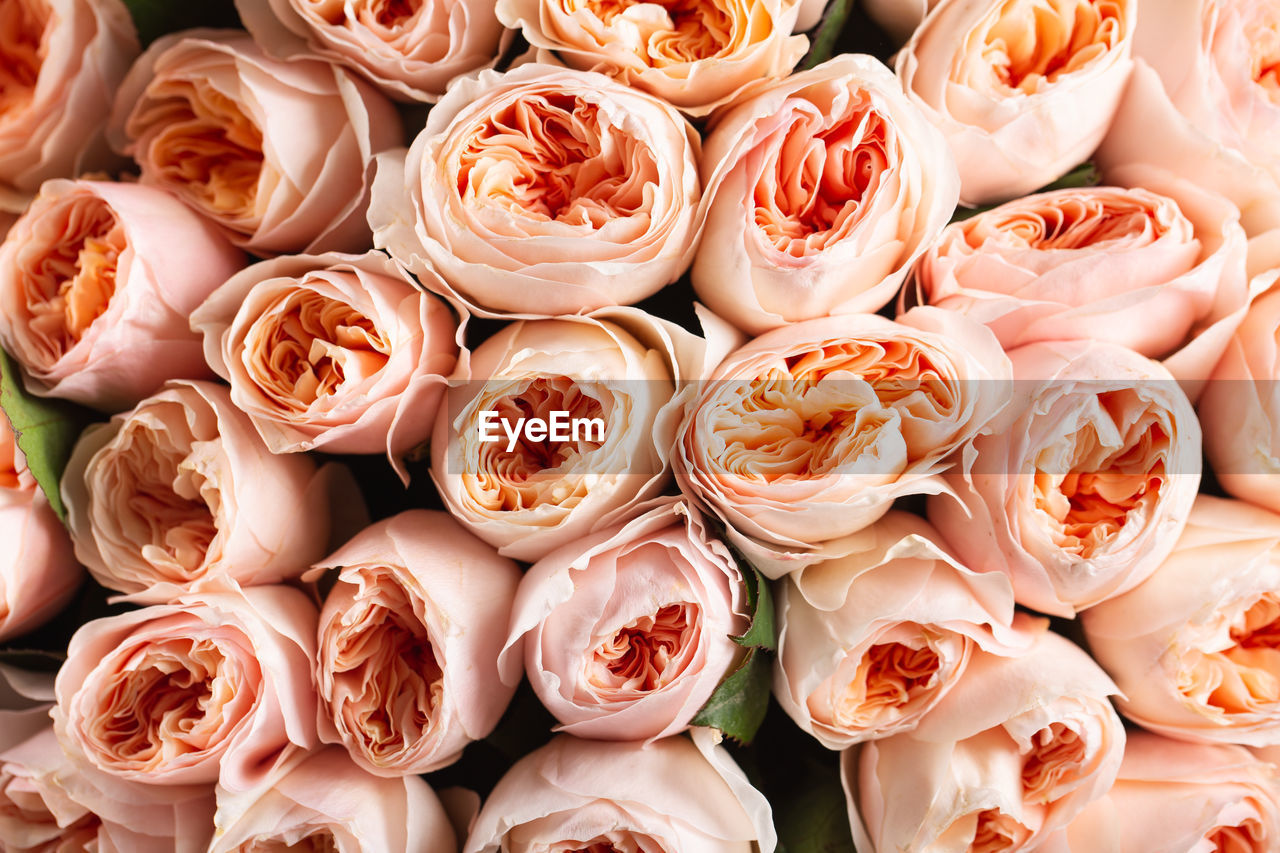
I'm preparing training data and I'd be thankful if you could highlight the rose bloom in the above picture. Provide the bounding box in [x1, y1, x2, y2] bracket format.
[208, 746, 455, 853]
[494, 0, 806, 116]
[61, 380, 354, 603]
[911, 167, 1253, 384]
[929, 339, 1201, 617]
[845, 622, 1126, 853]
[370, 63, 701, 317]
[235, 0, 504, 102]
[694, 54, 959, 336]
[190, 251, 459, 478]
[464, 730, 775, 853]
[433, 307, 731, 563]
[53, 585, 318, 790]
[1082, 496, 1280, 746]
[0, 0, 138, 212]
[504, 498, 748, 742]
[0, 178, 244, 411]
[673, 307, 1012, 578]
[897, 0, 1136, 206]
[312, 510, 522, 775]
[774, 511, 1032, 750]
[108, 30, 401, 256]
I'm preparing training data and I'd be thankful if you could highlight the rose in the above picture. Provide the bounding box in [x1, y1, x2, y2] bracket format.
[929, 339, 1201, 617]
[369, 63, 701, 317]
[673, 307, 1012, 578]
[0, 0, 138, 212]
[108, 30, 402, 256]
[861, 0, 939, 42]
[0, 179, 245, 411]
[844, 622, 1125, 852]
[910, 166, 1254, 384]
[53, 585, 318, 790]
[693, 55, 959, 335]
[61, 380, 356, 603]
[897, 0, 1136, 206]
[1082, 495, 1280, 746]
[433, 306, 734, 563]
[774, 511, 1031, 750]
[310, 510, 522, 775]
[503, 498, 748, 742]
[494, 0, 806, 116]
[190, 251, 460, 479]
[207, 746, 455, 853]
[235, 0, 504, 102]
[463, 730, 776, 853]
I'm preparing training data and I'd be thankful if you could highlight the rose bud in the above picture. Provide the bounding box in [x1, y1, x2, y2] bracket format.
[370, 64, 701, 317]
[896, 0, 1136, 206]
[190, 251, 460, 479]
[911, 167, 1253, 385]
[494, 0, 806, 116]
[0, 0, 138, 213]
[504, 498, 748, 742]
[235, 0, 504, 102]
[433, 306, 732, 563]
[845, 623, 1126, 852]
[53, 585, 318, 790]
[929, 339, 1201, 617]
[61, 380, 358, 604]
[463, 730, 775, 853]
[774, 512, 1032, 750]
[694, 54, 959, 335]
[311, 510, 522, 775]
[0, 178, 245, 411]
[1081, 495, 1280, 746]
[673, 307, 1012, 578]
[108, 30, 401, 255]
[208, 746, 455, 853]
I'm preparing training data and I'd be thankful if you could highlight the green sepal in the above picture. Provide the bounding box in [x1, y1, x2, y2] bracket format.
[690, 645, 772, 744]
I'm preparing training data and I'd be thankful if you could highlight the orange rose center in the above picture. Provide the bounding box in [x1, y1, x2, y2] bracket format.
[0, 0, 48, 116]
[839, 641, 941, 726]
[1021, 721, 1087, 802]
[588, 603, 697, 693]
[1204, 820, 1265, 853]
[569, 0, 734, 63]
[979, 0, 1125, 94]
[1196, 595, 1280, 715]
[968, 193, 1169, 252]
[238, 832, 340, 853]
[971, 809, 1033, 853]
[306, 0, 421, 28]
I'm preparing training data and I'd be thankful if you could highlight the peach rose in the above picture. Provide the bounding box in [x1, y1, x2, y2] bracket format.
[494, 0, 806, 116]
[208, 746, 455, 852]
[61, 380, 356, 603]
[235, 0, 504, 102]
[897, 0, 1136, 206]
[190, 251, 460, 479]
[693, 54, 959, 335]
[503, 498, 748, 742]
[0, 178, 245, 411]
[929, 340, 1201, 617]
[862, 0, 938, 42]
[369, 63, 701, 317]
[845, 623, 1125, 852]
[108, 30, 402, 255]
[0, 0, 138, 212]
[673, 307, 1012, 578]
[1082, 496, 1280, 746]
[911, 167, 1255, 384]
[433, 306, 735, 563]
[463, 730, 775, 853]
[774, 512, 1031, 750]
[53, 585, 319, 790]
[311, 510, 522, 775]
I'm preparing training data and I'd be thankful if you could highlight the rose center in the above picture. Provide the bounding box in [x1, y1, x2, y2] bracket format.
[1246, 13, 1280, 102]
[0, 0, 47, 115]
[979, 0, 1125, 94]
[1197, 595, 1280, 715]
[1204, 820, 1265, 853]
[239, 831, 341, 853]
[838, 641, 942, 725]
[971, 809, 1033, 853]
[571, 0, 734, 62]
[588, 603, 696, 693]
[1021, 721, 1087, 802]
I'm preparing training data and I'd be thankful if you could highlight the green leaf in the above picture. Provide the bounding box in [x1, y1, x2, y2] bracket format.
[774, 759, 856, 853]
[121, 0, 241, 46]
[0, 349, 98, 522]
[735, 561, 777, 651]
[799, 0, 856, 70]
[690, 646, 772, 744]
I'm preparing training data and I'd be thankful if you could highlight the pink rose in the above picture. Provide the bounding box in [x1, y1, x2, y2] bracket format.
[370, 64, 702, 317]
[774, 512, 1031, 749]
[897, 0, 1136, 205]
[312, 510, 522, 775]
[693, 55, 959, 335]
[108, 30, 402, 255]
[503, 498, 748, 741]
[0, 178, 245, 411]
[190, 251, 460, 479]
[61, 380, 356, 603]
